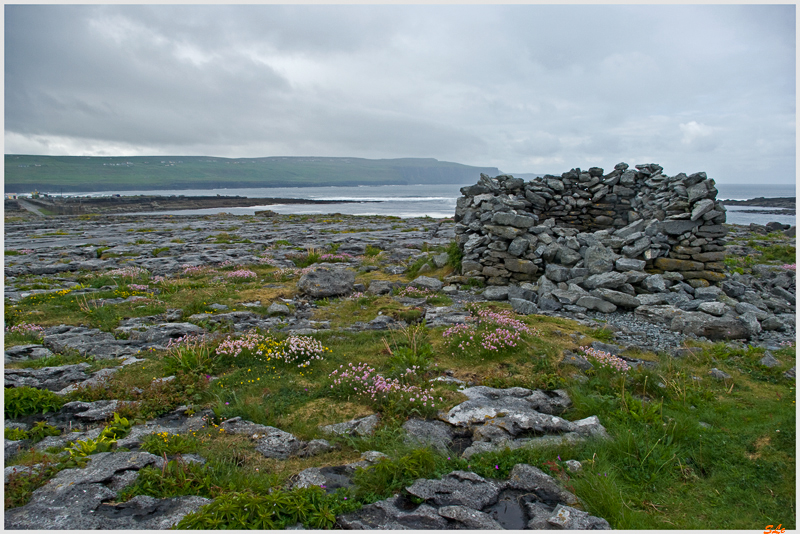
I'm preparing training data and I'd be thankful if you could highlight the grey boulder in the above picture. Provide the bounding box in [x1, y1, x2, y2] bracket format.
[320, 414, 380, 437]
[297, 266, 355, 297]
[5, 344, 55, 363]
[2, 451, 211, 530]
[5, 363, 92, 392]
[403, 419, 454, 452]
[406, 470, 500, 510]
[410, 276, 444, 292]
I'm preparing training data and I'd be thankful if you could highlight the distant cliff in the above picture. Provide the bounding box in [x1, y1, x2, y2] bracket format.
[4, 155, 501, 193]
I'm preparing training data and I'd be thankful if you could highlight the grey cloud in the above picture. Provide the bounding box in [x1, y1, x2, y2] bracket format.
[5, 4, 795, 183]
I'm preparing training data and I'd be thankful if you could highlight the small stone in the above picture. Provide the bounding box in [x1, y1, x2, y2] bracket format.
[564, 460, 582, 473]
[697, 301, 726, 317]
[759, 352, 781, 368]
[643, 274, 667, 293]
[575, 296, 617, 313]
[708, 368, 731, 380]
[298, 266, 355, 297]
[432, 253, 450, 268]
[437, 506, 504, 529]
[367, 280, 394, 295]
[547, 504, 611, 530]
[267, 302, 291, 316]
[402, 419, 454, 452]
[320, 414, 380, 437]
[509, 298, 537, 315]
[615, 257, 646, 271]
[409, 276, 444, 292]
[482, 286, 509, 301]
[761, 316, 787, 331]
[560, 351, 593, 371]
[584, 245, 617, 275]
[545, 264, 571, 283]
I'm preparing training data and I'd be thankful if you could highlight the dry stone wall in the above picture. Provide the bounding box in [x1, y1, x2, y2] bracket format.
[454, 163, 728, 287]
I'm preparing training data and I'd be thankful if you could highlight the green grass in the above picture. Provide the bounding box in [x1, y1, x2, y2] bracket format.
[364, 244, 382, 257]
[3, 246, 796, 529]
[754, 243, 796, 264]
[724, 233, 796, 273]
[5, 387, 65, 418]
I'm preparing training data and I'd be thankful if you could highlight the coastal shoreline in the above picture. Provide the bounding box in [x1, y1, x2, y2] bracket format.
[719, 196, 795, 208]
[6, 193, 796, 217]
[719, 197, 795, 217]
[4, 195, 376, 216]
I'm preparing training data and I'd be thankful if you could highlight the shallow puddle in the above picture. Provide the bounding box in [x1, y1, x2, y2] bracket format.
[484, 489, 533, 530]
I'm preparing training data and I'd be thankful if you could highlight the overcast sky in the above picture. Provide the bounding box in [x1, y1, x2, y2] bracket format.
[5, 4, 796, 184]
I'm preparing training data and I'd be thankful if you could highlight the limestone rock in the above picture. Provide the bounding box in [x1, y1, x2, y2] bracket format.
[697, 301, 727, 317]
[547, 504, 612, 530]
[367, 280, 395, 295]
[402, 419, 454, 452]
[670, 312, 753, 341]
[409, 276, 444, 292]
[437, 505, 504, 529]
[5, 363, 92, 392]
[509, 298, 537, 315]
[504, 258, 538, 275]
[560, 351, 593, 371]
[584, 245, 617, 275]
[297, 266, 355, 297]
[590, 288, 641, 309]
[5, 344, 55, 363]
[504, 463, 578, 506]
[441, 387, 570, 427]
[3, 451, 188, 530]
[406, 470, 500, 509]
[129, 323, 206, 345]
[642, 274, 667, 293]
[581, 272, 627, 290]
[759, 352, 781, 368]
[576, 296, 617, 313]
[320, 414, 380, 437]
[267, 302, 291, 316]
[708, 368, 732, 380]
[482, 286, 509, 300]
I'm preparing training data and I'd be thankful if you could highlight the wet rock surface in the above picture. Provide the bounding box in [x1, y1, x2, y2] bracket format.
[337, 465, 609, 530]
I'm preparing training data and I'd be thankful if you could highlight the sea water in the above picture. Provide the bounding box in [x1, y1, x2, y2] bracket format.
[46, 182, 796, 225]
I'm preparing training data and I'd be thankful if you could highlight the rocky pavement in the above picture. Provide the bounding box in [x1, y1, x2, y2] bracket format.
[4, 209, 796, 529]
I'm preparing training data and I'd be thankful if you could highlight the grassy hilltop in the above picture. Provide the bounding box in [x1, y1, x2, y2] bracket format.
[4, 155, 501, 193]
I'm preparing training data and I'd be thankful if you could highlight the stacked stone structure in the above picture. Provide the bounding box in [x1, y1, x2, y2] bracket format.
[454, 163, 728, 288]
